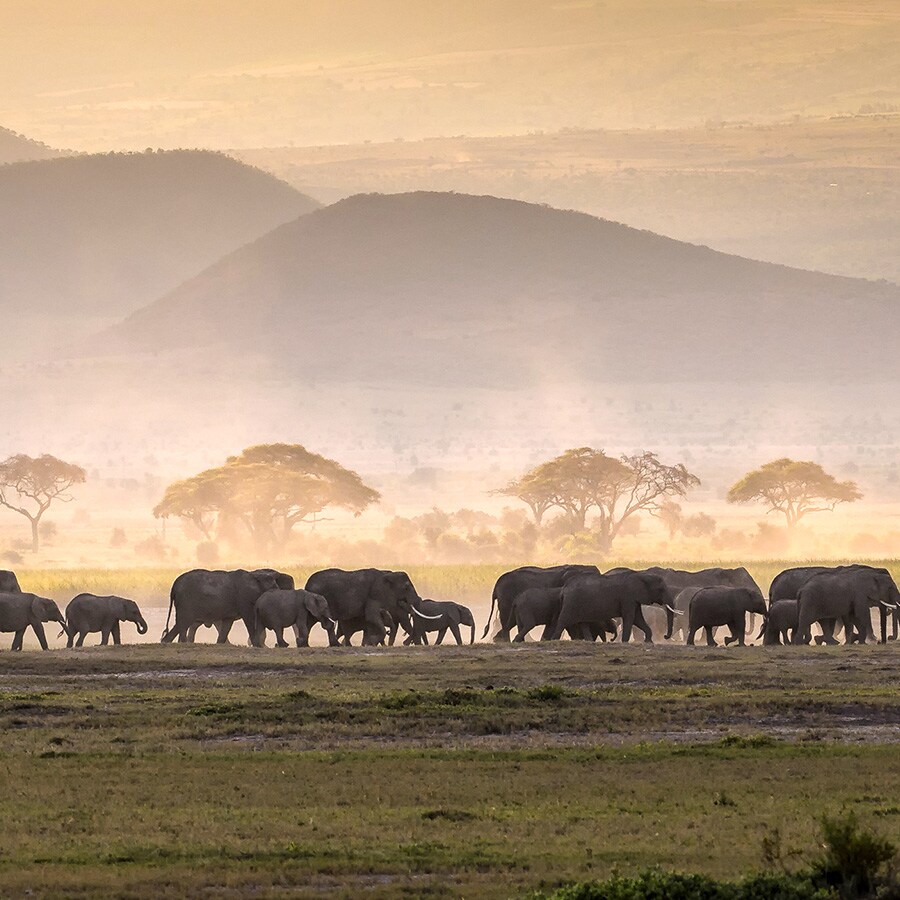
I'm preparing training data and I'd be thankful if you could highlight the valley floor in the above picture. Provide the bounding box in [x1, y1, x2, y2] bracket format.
[0, 644, 897, 897]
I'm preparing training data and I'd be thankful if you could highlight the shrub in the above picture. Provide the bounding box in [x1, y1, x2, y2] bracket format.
[812, 811, 896, 896]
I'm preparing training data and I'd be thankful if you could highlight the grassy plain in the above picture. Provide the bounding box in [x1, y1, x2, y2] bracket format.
[0, 642, 897, 897]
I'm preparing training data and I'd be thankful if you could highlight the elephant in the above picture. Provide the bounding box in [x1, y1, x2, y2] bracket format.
[484, 564, 601, 641]
[550, 571, 676, 643]
[0, 570, 21, 593]
[761, 599, 798, 645]
[161, 568, 287, 643]
[0, 591, 67, 650]
[182, 569, 296, 643]
[337, 609, 399, 646]
[404, 599, 476, 645]
[510, 587, 616, 642]
[252, 589, 335, 648]
[795, 568, 898, 645]
[65, 594, 148, 647]
[607, 566, 764, 641]
[686, 587, 768, 646]
[305, 568, 440, 646]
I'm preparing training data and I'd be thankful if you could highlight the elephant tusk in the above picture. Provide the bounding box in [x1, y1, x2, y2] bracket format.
[666, 606, 685, 616]
[412, 607, 443, 620]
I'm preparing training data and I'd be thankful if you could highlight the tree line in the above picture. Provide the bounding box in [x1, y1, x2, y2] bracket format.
[0, 445, 863, 556]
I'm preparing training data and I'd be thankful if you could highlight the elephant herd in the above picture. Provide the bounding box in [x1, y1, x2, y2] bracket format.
[487, 563, 900, 646]
[1, 562, 897, 652]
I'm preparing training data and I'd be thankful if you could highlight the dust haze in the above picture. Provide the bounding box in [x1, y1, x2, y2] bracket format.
[0, 0, 898, 576]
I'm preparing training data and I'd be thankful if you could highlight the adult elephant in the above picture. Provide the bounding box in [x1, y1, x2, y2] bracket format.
[65, 594, 148, 647]
[510, 587, 616, 643]
[686, 587, 767, 647]
[795, 568, 898, 645]
[484, 565, 601, 642]
[161, 569, 285, 643]
[405, 599, 476, 646]
[0, 592, 67, 651]
[762, 599, 799, 646]
[305, 568, 438, 646]
[253, 589, 335, 648]
[607, 566, 764, 641]
[550, 571, 676, 643]
[0, 570, 21, 593]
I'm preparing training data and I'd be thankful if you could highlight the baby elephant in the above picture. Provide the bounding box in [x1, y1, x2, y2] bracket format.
[0, 591, 67, 650]
[687, 587, 767, 647]
[762, 599, 799, 645]
[253, 589, 335, 648]
[406, 599, 476, 645]
[65, 594, 149, 647]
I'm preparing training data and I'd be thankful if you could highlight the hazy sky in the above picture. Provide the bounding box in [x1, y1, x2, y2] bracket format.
[1, 1, 898, 150]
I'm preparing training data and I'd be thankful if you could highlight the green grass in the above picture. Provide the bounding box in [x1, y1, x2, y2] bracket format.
[0, 643, 897, 897]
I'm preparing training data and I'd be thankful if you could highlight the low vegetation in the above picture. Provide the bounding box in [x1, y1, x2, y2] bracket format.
[0, 643, 896, 896]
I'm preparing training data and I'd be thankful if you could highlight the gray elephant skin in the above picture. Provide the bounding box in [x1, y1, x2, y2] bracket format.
[795, 568, 898, 645]
[686, 586, 767, 646]
[485, 565, 601, 641]
[0, 591, 67, 651]
[305, 568, 435, 646]
[65, 594, 148, 647]
[510, 587, 616, 642]
[0, 570, 21, 593]
[762, 599, 798, 645]
[405, 599, 476, 645]
[162, 569, 289, 643]
[551, 571, 676, 643]
[607, 566, 764, 640]
[337, 609, 398, 646]
[253, 588, 335, 647]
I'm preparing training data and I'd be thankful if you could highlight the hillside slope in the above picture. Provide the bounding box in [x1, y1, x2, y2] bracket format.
[0, 125, 60, 164]
[104, 192, 900, 386]
[0, 150, 319, 350]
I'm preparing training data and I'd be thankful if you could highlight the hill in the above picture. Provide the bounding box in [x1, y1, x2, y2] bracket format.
[0, 125, 60, 164]
[105, 191, 900, 386]
[0, 150, 319, 354]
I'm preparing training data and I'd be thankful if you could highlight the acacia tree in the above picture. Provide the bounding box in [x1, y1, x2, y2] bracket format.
[726, 458, 861, 528]
[0, 454, 86, 552]
[154, 443, 380, 553]
[498, 447, 700, 553]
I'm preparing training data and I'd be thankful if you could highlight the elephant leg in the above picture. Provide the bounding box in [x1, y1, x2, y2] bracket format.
[447, 622, 462, 645]
[620, 609, 635, 644]
[100, 628, 111, 645]
[819, 619, 840, 645]
[112, 622, 122, 645]
[76, 631, 87, 647]
[686, 625, 697, 646]
[704, 626, 716, 647]
[66, 630, 74, 649]
[274, 627, 289, 648]
[32, 622, 49, 650]
[218, 619, 236, 644]
[12, 628, 26, 651]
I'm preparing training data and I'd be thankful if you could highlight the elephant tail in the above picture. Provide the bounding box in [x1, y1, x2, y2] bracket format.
[162, 582, 177, 640]
[481, 595, 496, 639]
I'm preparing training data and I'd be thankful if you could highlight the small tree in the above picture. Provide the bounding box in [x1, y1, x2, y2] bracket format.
[658, 499, 684, 539]
[0, 454, 86, 552]
[154, 443, 380, 554]
[727, 458, 861, 529]
[498, 447, 699, 553]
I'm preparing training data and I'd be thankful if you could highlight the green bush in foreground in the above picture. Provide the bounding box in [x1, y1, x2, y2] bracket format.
[536, 813, 898, 900]
[536, 871, 834, 900]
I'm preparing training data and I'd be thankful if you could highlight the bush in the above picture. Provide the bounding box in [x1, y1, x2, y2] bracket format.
[535, 870, 834, 899]
[812, 812, 896, 896]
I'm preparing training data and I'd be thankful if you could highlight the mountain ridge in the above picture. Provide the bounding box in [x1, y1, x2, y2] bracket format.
[97, 191, 900, 385]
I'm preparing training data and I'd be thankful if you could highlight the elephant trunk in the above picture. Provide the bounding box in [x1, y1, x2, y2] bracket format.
[663, 604, 674, 641]
[136, 616, 148, 636]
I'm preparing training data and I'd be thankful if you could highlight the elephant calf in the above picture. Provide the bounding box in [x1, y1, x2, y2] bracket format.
[65, 594, 148, 647]
[406, 599, 476, 646]
[686, 587, 767, 647]
[0, 591, 67, 651]
[253, 589, 336, 648]
[761, 599, 798, 645]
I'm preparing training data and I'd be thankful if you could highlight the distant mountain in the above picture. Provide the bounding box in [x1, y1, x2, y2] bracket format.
[0, 150, 319, 353]
[103, 192, 900, 385]
[0, 125, 60, 164]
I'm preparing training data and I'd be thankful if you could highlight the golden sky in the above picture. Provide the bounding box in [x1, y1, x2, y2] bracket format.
[1, 1, 898, 149]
